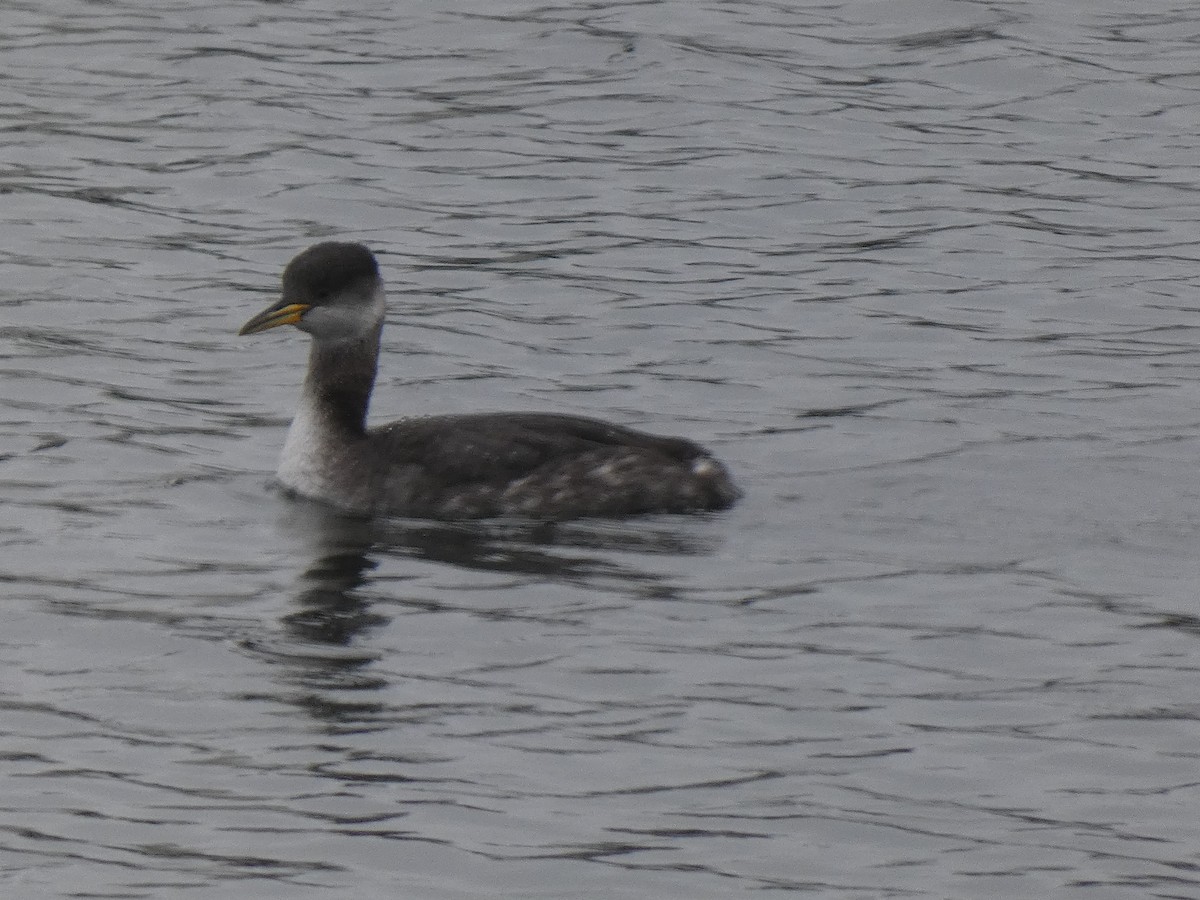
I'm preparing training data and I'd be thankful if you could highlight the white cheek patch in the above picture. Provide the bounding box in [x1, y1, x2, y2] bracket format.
[301, 304, 366, 341]
[300, 284, 386, 341]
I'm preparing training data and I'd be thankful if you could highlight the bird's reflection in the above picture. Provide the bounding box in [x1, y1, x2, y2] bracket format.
[278, 547, 387, 647]
[256, 498, 727, 728]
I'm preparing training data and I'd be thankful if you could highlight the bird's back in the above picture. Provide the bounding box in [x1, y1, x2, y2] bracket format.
[366, 411, 740, 519]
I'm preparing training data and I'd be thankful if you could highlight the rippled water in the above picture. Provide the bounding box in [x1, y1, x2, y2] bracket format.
[4, 1, 1200, 897]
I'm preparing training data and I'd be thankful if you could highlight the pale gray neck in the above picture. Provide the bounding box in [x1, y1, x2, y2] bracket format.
[301, 323, 382, 436]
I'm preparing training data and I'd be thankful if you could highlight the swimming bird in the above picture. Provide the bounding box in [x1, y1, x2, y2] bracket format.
[239, 242, 740, 519]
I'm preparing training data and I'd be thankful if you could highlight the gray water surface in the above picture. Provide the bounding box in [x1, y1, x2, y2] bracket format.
[3, 1, 1200, 897]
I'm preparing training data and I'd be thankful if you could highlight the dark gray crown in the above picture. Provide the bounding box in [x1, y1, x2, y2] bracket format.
[282, 242, 380, 304]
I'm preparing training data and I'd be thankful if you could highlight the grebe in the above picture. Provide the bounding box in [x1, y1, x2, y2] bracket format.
[239, 242, 740, 519]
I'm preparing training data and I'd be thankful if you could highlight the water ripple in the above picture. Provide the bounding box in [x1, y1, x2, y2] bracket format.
[3, 0, 1200, 897]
